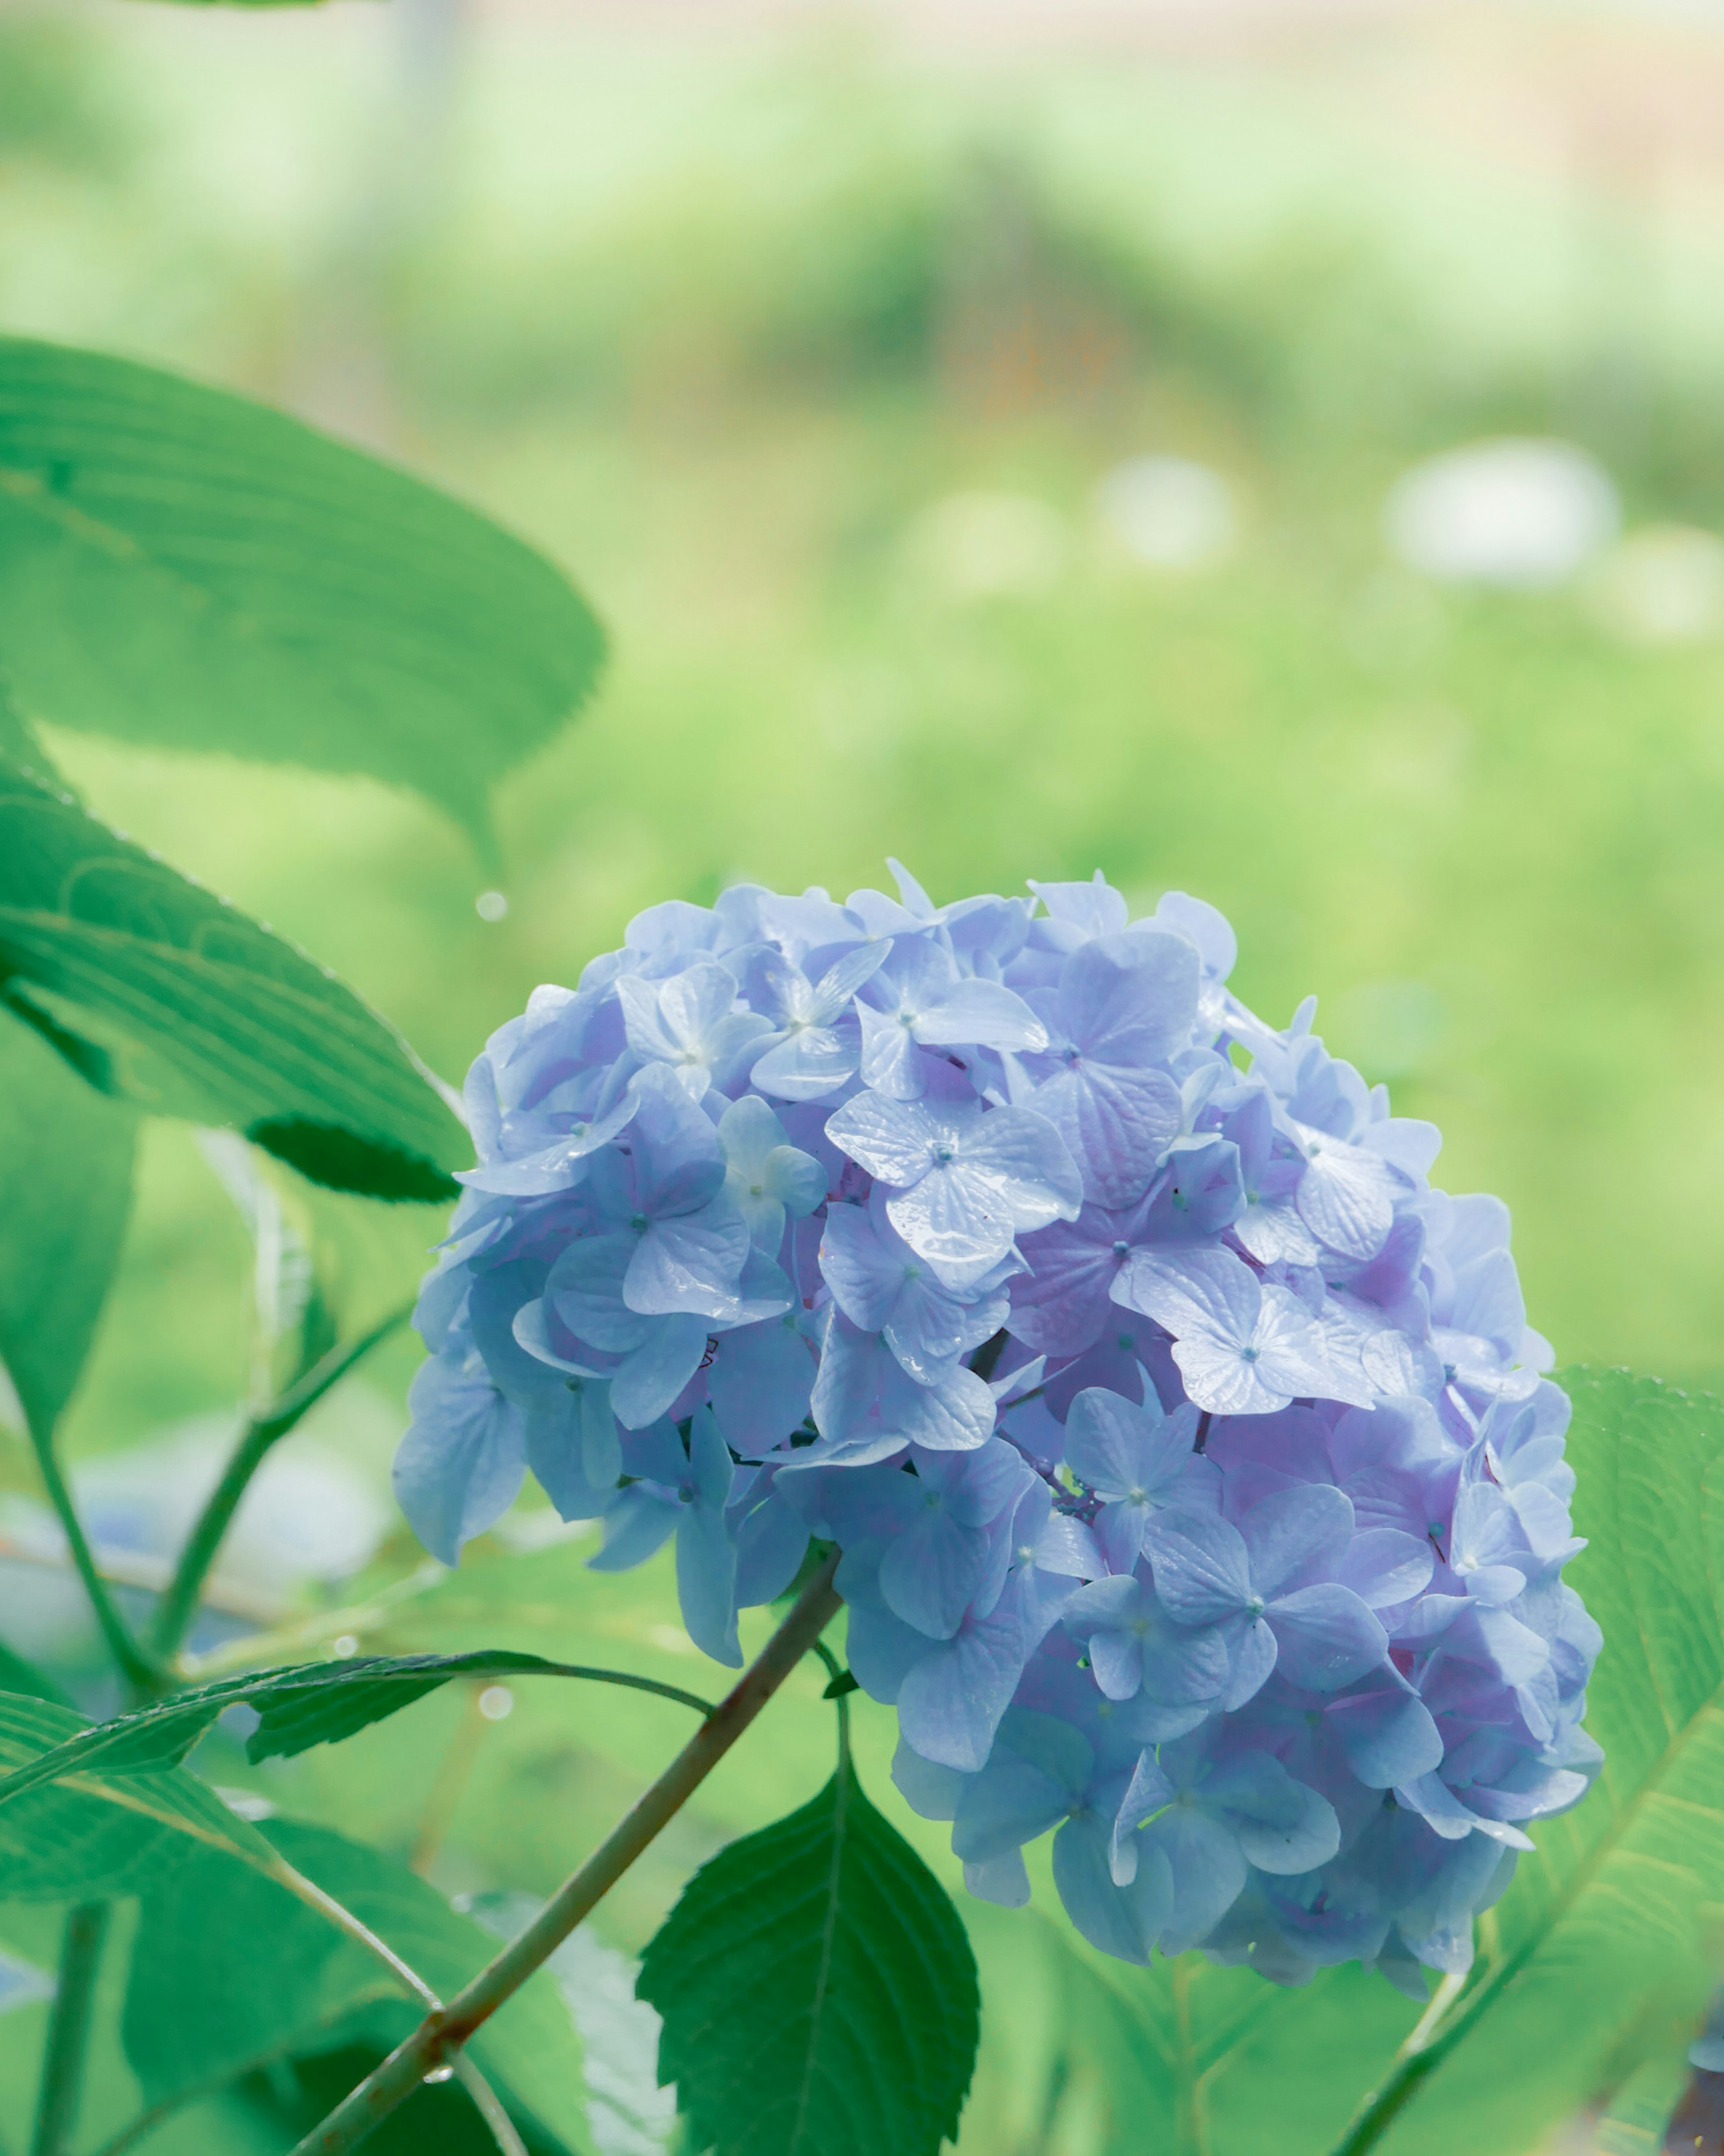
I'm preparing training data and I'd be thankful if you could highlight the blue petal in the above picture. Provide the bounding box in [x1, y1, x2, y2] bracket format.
[393, 1350, 528, 1566]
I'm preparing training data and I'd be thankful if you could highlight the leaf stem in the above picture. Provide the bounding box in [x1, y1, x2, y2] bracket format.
[286, 1549, 844, 2156]
[149, 1302, 412, 1664]
[1325, 1967, 1472, 2156]
[26, 1427, 161, 1694]
[451, 2057, 529, 2156]
[809, 1637, 852, 1764]
[30, 1901, 110, 2156]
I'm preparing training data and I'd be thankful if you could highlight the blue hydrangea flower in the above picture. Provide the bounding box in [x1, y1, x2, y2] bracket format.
[397, 863, 1600, 1995]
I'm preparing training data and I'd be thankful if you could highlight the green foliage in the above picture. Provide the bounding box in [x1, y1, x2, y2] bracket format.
[0, 761, 463, 1201]
[639, 1753, 980, 2156]
[0, 1643, 70, 1710]
[0, 1012, 133, 1441]
[123, 1817, 594, 2154]
[0, 1691, 274, 1902]
[0, 339, 604, 859]
[0, 1650, 712, 1802]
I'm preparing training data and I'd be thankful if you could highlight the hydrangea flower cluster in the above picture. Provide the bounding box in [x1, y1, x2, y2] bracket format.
[396, 864, 1600, 1993]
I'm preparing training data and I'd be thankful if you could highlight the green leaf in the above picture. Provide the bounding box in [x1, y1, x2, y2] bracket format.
[0, 1640, 73, 1710]
[0, 1008, 135, 1442]
[0, 338, 604, 858]
[0, 761, 463, 1200]
[0, 1650, 711, 1805]
[122, 1816, 594, 2155]
[0, 1690, 277, 1902]
[638, 1752, 980, 2156]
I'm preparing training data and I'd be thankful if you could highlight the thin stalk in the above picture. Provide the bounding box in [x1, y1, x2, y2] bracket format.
[150, 1302, 411, 1663]
[409, 1683, 490, 1876]
[451, 2058, 529, 2156]
[1326, 1968, 1471, 2156]
[26, 1430, 160, 1695]
[289, 1550, 844, 2156]
[30, 1902, 110, 2156]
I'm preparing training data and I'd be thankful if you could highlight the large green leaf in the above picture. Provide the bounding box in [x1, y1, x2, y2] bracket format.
[0, 761, 463, 1199]
[0, 1691, 276, 1901]
[0, 1650, 711, 1803]
[123, 1817, 594, 2155]
[0, 1007, 135, 1443]
[0, 339, 604, 857]
[638, 1752, 980, 2156]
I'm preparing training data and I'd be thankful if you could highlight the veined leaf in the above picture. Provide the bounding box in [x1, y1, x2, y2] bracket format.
[638, 1753, 980, 2156]
[0, 1008, 135, 1442]
[0, 339, 604, 858]
[123, 1817, 594, 2156]
[0, 762, 463, 1200]
[0, 1650, 711, 1804]
[0, 1690, 275, 1901]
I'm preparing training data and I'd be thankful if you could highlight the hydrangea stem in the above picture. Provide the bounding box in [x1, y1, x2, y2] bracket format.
[149, 1302, 412, 1665]
[26, 1428, 160, 1696]
[287, 1549, 844, 2156]
[30, 1902, 110, 2156]
[1326, 1968, 1470, 2156]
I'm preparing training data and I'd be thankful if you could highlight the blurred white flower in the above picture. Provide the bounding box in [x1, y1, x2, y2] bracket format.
[906, 490, 1069, 600]
[1590, 524, 1724, 646]
[1386, 438, 1618, 588]
[1097, 454, 1237, 569]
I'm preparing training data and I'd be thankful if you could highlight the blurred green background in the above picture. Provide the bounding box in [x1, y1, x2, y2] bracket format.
[4, 0, 1724, 2144]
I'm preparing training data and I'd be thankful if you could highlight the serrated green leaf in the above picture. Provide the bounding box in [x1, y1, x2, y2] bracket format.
[123, 1816, 594, 2155]
[0, 762, 463, 1201]
[0, 1691, 276, 1901]
[638, 1752, 980, 2156]
[0, 1007, 135, 1443]
[0, 338, 604, 858]
[0, 1650, 711, 1806]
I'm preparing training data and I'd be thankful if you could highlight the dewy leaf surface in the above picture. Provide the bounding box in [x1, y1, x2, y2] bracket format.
[0, 1008, 134, 1440]
[0, 761, 463, 1199]
[123, 1817, 594, 2156]
[638, 1756, 980, 2156]
[0, 339, 604, 854]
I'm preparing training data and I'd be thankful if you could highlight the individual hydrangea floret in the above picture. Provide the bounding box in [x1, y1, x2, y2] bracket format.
[395, 861, 1601, 1995]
